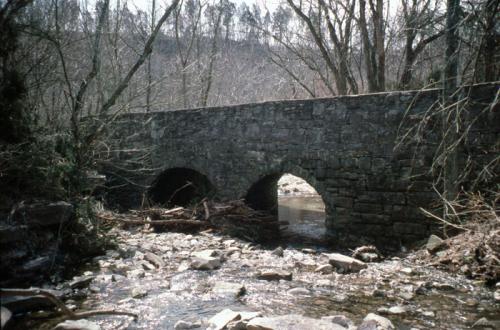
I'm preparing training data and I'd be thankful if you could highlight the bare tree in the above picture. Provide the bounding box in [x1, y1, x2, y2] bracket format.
[285, 0, 358, 95]
[398, 0, 444, 89]
[358, 0, 386, 92]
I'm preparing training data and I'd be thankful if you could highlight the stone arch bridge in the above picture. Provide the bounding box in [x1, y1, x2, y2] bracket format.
[102, 85, 497, 248]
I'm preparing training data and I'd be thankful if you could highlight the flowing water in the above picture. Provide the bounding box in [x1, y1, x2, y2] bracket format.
[12, 197, 500, 329]
[278, 196, 326, 244]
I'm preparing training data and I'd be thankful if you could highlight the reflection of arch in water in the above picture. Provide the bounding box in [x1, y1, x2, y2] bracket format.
[148, 167, 215, 207]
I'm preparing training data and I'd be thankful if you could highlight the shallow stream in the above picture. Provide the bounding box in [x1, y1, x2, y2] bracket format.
[12, 197, 499, 329]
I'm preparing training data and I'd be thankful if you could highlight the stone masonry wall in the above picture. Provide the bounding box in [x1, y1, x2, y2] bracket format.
[102, 85, 498, 249]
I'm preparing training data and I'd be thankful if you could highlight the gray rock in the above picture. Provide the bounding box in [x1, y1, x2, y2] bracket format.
[426, 235, 445, 253]
[399, 267, 414, 275]
[139, 260, 156, 270]
[357, 253, 379, 262]
[352, 246, 381, 262]
[378, 306, 407, 315]
[192, 249, 220, 259]
[190, 256, 221, 270]
[271, 247, 284, 257]
[246, 314, 346, 330]
[1, 307, 12, 329]
[420, 310, 435, 318]
[494, 290, 500, 303]
[21, 256, 51, 273]
[321, 315, 355, 329]
[287, 288, 310, 296]
[213, 282, 246, 297]
[431, 282, 454, 291]
[208, 309, 241, 330]
[398, 291, 414, 300]
[325, 253, 367, 273]
[358, 313, 395, 330]
[315, 264, 334, 274]
[239, 312, 262, 321]
[257, 270, 292, 281]
[11, 201, 74, 227]
[69, 276, 94, 289]
[471, 317, 497, 329]
[173, 320, 201, 329]
[127, 269, 146, 279]
[131, 287, 148, 298]
[145, 251, 165, 268]
[54, 319, 101, 330]
[226, 320, 247, 330]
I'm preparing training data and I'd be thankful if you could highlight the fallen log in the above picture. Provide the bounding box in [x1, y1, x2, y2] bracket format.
[0, 288, 138, 320]
[97, 214, 212, 229]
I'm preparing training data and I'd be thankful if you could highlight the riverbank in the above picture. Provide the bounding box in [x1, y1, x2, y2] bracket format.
[7, 225, 499, 329]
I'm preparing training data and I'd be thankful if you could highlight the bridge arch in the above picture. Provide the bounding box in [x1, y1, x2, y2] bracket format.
[244, 163, 331, 217]
[148, 167, 215, 207]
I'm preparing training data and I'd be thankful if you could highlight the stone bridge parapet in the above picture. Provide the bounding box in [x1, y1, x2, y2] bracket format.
[101, 84, 498, 248]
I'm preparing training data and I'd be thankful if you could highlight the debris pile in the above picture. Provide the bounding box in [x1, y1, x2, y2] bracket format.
[97, 200, 284, 242]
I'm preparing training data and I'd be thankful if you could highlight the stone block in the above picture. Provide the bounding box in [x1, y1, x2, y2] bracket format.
[354, 202, 383, 213]
[393, 222, 427, 235]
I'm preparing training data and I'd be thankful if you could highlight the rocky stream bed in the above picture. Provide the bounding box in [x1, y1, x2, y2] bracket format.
[5, 225, 499, 330]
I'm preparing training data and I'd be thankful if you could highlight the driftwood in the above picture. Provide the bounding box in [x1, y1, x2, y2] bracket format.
[98, 199, 284, 241]
[0, 288, 138, 320]
[97, 213, 211, 230]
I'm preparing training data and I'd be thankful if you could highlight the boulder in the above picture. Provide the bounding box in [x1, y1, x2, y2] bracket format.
[321, 315, 355, 329]
[53, 319, 101, 330]
[208, 309, 241, 330]
[1, 307, 12, 329]
[11, 201, 74, 227]
[191, 250, 223, 270]
[213, 282, 246, 297]
[190, 257, 221, 270]
[21, 256, 51, 273]
[173, 320, 201, 329]
[357, 313, 394, 330]
[257, 270, 292, 281]
[144, 252, 165, 268]
[315, 264, 334, 274]
[352, 246, 381, 262]
[226, 320, 247, 330]
[126, 269, 146, 279]
[246, 314, 346, 330]
[287, 288, 310, 296]
[271, 247, 284, 257]
[377, 306, 407, 315]
[471, 317, 497, 329]
[325, 253, 367, 273]
[131, 287, 148, 299]
[69, 276, 94, 289]
[426, 235, 445, 253]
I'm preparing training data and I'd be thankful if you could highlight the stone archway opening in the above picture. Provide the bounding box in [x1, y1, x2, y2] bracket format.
[245, 173, 327, 243]
[148, 168, 215, 207]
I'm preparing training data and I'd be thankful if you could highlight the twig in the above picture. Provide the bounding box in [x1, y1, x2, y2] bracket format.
[97, 214, 211, 228]
[203, 200, 210, 220]
[419, 207, 470, 232]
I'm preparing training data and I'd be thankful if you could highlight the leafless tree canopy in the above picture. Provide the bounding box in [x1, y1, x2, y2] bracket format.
[0, 0, 497, 201]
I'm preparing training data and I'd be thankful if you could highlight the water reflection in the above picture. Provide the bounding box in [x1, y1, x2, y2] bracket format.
[278, 196, 326, 242]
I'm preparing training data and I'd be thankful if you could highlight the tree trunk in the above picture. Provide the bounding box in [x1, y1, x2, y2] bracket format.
[442, 0, 460, 203]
